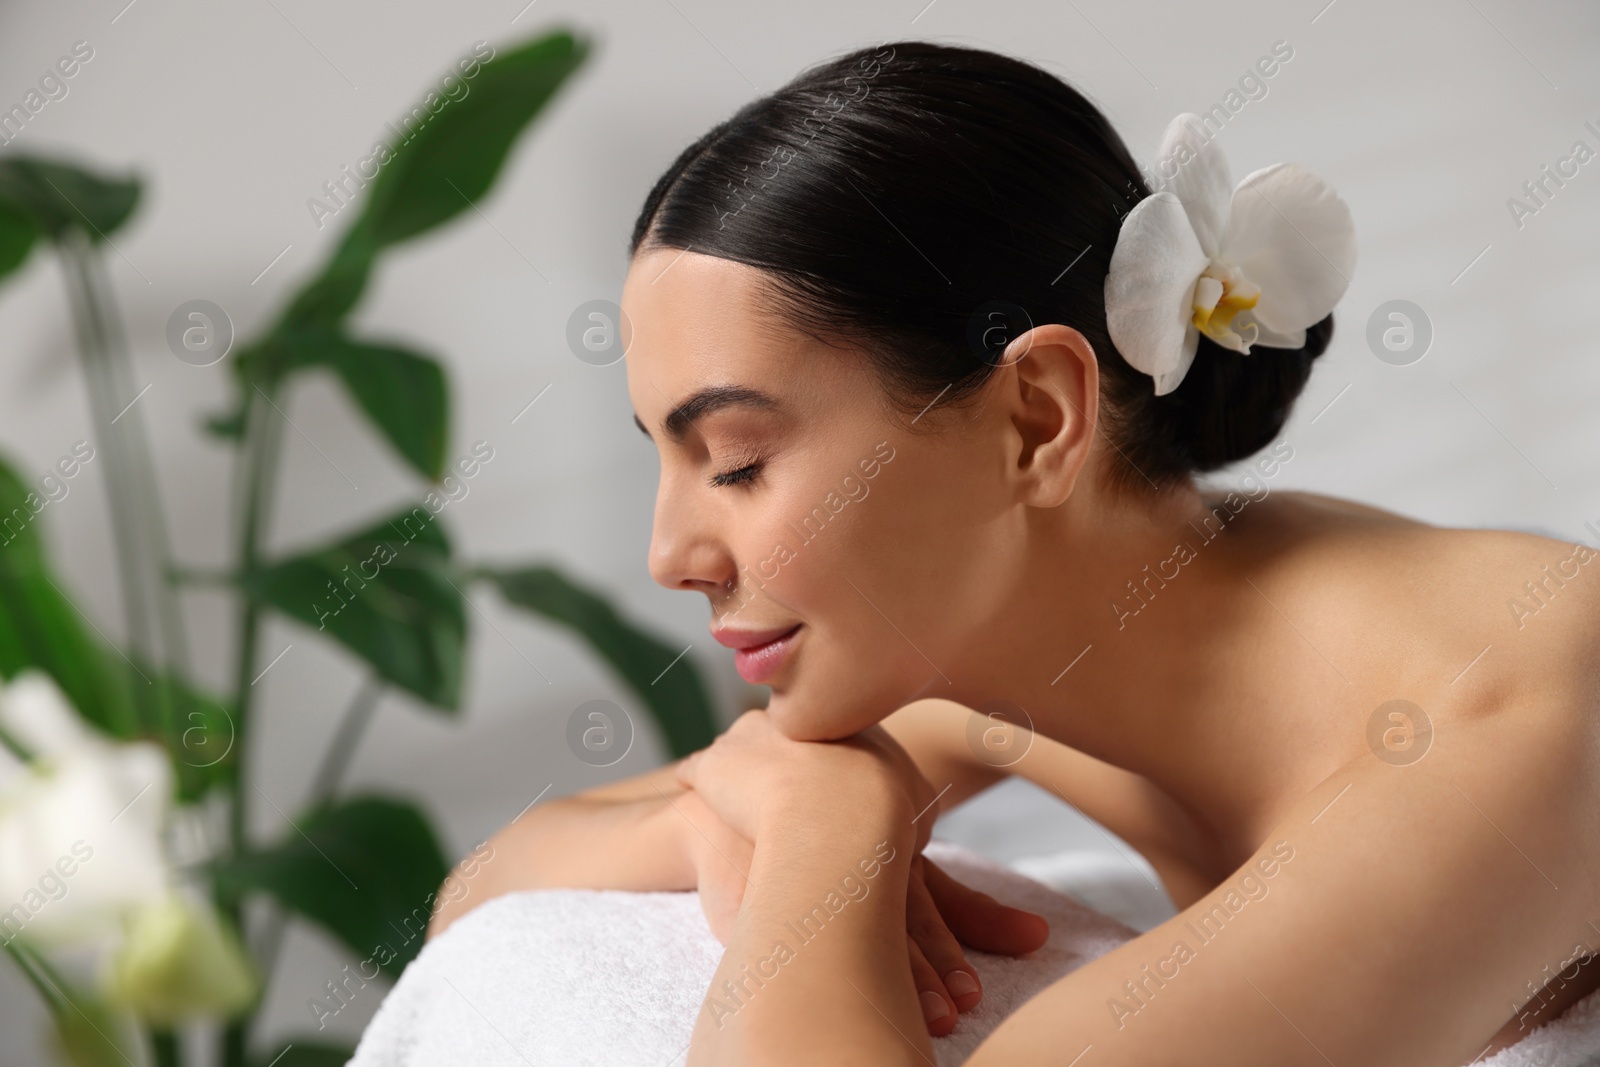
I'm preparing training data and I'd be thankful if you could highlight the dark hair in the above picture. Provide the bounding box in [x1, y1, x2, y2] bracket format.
[628, 40, 1332, 491]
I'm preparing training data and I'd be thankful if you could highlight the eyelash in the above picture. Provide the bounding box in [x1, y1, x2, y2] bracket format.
[709, 459, 764, 488]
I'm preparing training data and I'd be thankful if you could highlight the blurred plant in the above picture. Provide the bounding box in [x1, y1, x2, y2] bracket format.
[0, 27, 719, 1067]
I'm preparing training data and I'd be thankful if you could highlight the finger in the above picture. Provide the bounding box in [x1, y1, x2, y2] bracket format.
[907, 937, 959, 1037]
[923, 858, 1050, 956]
[906, 861, 983, 1013]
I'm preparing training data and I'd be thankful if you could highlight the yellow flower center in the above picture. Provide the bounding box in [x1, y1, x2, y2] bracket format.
[1191, 262, 1261, 347]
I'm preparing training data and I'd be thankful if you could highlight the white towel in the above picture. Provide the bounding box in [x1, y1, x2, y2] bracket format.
[348, 841, 1600, 1066]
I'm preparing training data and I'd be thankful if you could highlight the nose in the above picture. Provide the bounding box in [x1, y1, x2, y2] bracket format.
[647, 476, 735, 597]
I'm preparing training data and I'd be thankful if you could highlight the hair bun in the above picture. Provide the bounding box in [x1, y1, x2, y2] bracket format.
[1161, 314, 1334, 473]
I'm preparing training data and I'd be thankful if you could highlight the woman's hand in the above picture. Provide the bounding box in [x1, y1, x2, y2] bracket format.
[901, 852, 1051, 1032]
[674, 710, 912, 840]
[674, 710, 1049, 1036]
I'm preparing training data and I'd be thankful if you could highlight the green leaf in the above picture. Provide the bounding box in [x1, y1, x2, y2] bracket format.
[0, 156, 139, 242]
[361, 31, 589, 248]
[0, 450, 139, 738]
[243, 507, 465, 709]
[0, 453, 235, 783]
[251, 1043, 357, 1067]
[289, 330, 448, 480]
[159, 668, 236, 801]
[0, 194, 37, 282]
[214, 797, 449, 978]
[478, 565, 719, 757]
[278, 234, 375, 330]
[280, 30, 590, 328]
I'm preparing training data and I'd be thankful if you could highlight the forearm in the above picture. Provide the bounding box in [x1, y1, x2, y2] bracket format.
[429, 787, 694, 936]
[687, 791, 926, 1067]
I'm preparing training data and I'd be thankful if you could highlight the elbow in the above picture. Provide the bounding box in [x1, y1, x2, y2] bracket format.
[425, 885, 456, 941]
[425, 871, 465, 941]
[426, 837, 500, 941]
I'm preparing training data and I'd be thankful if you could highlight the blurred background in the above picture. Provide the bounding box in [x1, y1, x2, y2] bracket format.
[0, 0, 1594, 1064]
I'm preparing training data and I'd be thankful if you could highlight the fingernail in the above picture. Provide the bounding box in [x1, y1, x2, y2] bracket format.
[944, 970, 980, 1002]
[919, 990, 951, 1023]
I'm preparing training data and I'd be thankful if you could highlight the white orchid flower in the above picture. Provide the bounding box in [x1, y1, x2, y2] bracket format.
[0, 670, 173, 946]
[1105, 113, 1357, 395]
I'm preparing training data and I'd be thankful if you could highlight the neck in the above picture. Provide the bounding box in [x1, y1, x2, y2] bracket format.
[937, 469, 1309, 851]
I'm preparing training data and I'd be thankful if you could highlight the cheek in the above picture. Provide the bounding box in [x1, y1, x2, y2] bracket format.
[835, 445, 1003, 615]
[729, 459, 849, 597]
[737, 479, 870, 625]
[757, 460, 981, 732]
[822, 443, 1014, 672]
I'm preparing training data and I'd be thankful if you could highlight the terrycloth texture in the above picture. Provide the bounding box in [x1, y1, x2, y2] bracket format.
[349, 841, 1600, 1066]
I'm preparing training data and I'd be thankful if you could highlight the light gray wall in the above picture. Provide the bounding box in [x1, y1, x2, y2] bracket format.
[1, 0, 1595, 1060]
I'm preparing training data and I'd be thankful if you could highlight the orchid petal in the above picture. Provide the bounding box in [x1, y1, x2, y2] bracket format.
[1154, 114, 1231, 258]
[1208, 325, 1252, 354]
[1222, 163, 1356, 333]
[1152, 325, 1201, 396]
[1238, 309, 1307, 350]
[1105, 191, 1208, 393]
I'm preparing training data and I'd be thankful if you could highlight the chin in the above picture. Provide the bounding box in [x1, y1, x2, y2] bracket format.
[762, 689, 858, 743]
[764, 686, 888, 743]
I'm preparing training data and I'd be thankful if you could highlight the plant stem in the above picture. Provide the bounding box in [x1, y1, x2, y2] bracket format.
[308, 674, 383, 806]
[57, 230, 164, 735]
[168, 566, 239, 586]
[2, 939, 65, 1015]
[59, 231, 203, 1066]
[220, 382, 283, 1067]
[82, 244, 197, 694]
[0, 721, 33, 761]
[151, 1029, 181, 1067]
[226, 386, 281, 859]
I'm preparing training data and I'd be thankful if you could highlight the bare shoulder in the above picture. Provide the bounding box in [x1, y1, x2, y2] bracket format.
[1251, 491, 1600, 688]
[1266, 489, 1600, 599]
[1266, 488, 1426, 526]
[965, 735, 1600, 1067]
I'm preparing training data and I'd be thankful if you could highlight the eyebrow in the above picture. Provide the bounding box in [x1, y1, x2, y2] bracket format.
[633, 384, 780, 444]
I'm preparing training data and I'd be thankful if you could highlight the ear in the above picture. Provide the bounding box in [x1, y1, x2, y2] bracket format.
[995, 324, 1098, 508]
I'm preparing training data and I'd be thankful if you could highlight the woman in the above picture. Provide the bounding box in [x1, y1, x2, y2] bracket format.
[429, 41, 1600, 1064]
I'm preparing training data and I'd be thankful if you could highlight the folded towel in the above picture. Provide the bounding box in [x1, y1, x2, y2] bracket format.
[348, 841, 1600, 1066]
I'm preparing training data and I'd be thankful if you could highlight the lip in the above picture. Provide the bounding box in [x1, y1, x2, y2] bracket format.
[711, 622, 802, 684]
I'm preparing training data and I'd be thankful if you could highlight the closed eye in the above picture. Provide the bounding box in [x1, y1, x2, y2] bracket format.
[709, 461, 763, 488]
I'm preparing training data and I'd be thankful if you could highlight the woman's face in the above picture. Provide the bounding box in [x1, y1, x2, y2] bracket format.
[622, 248, 1027, 741]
